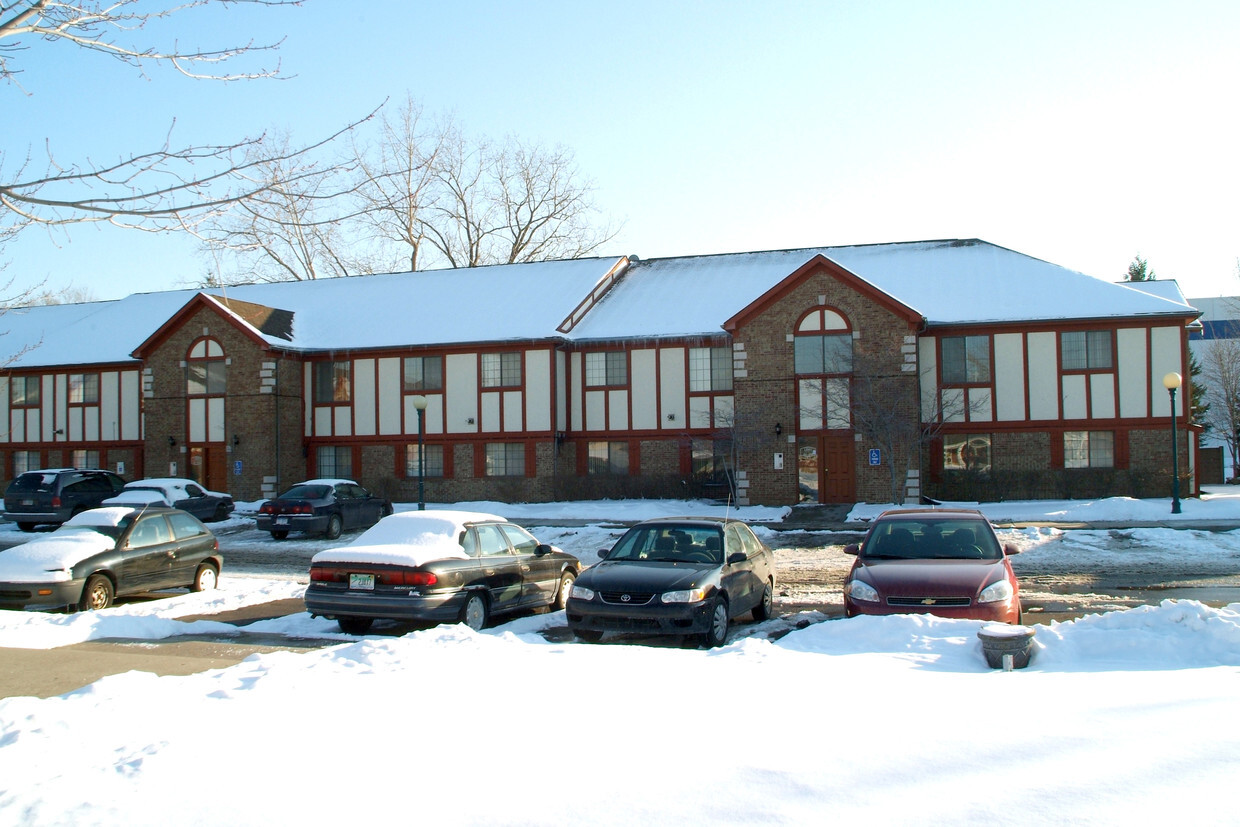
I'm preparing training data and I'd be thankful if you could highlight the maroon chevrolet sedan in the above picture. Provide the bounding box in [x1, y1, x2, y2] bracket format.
[842, 508, 1022, 624]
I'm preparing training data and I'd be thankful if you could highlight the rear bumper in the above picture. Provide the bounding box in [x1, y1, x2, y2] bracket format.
[2, 511, 66, 525]
[256, 514, 330, 534]
[304, 585, 467, 622]
[565, 597, 714, 636]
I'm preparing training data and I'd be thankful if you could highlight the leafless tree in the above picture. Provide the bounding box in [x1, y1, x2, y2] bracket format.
[1198, 337, 1240, 476]
[195, 132, 365, 282]
[0, 1, 369, 246]
[349, 96, 450, 274]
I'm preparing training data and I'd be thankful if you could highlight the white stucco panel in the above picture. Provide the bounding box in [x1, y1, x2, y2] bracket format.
[121, 370, 140, 441]
[353, 358, 376, 436]
[608, 389, 630, 431]
[1150, 326, 1182, 417]
[631, 349, 658, 430]
[0, 377, 8, 441]
[993, 333, 1026, 421]
[659, 348, 686, 429]
[570, 351, 583, 431]
[1061, 374, 1087, 420]
[403, 394, 443, 435]
[378, 357, 401, 435]
[714, 395, 734, 429]
[481, 391, 501, 432]
[1117, 328, 1149, 418]
[333, 405, 352, 437]
[940, 388, 965, 423]
[503, 390, 524, 432]
[688, 395, 712, 429]
[968, 387, 993, 422]
[1090, 373, 1116, 419]
[524, 350, 551, 432]
[445, 353, 478, 434]
[313, 406, 332, 437]
[585, 389, 606, 432]
[1027, 332, 1059, 420]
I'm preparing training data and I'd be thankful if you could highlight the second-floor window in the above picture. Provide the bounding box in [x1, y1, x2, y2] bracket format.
[1061, 331, 1113, 370]
[187, 338, 226, 395]
[941, 335, 990, 384]
[482, 352, 522, 388]
[404, 356, 443, 392]
[69, 373, 99, 404]
[315, 361, 351, 403]
[585, 352, 627, 387]
[10, 376, 39, 406]
[689, 346, 732, 391]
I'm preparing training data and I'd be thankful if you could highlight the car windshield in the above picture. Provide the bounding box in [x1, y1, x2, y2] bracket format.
[280, 485, 331, 499]
[606, 524, 725, 564]
[54, 524, 124, 542]
[862, 518, 1002, 560]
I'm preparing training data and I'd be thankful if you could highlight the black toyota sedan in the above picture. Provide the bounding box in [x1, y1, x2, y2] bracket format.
[565, 517, 776, 647]
[305, 510, 580, 634]
[256, 478, 392, 540]
[0, 506, 222, 612]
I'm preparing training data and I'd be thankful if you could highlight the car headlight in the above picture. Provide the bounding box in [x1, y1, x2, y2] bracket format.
[979, 578, 1014, 604]
[844, 579, 880, 603]
[45, 568, 72, 583]
[661, 587, 709, 604]
[568, 585, 595, 602]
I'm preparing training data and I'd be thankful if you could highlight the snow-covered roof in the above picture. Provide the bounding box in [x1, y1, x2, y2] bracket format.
[568, 240, 1198, 340]
[2, 257, 627, 368]
[1, 241, 1197, 368]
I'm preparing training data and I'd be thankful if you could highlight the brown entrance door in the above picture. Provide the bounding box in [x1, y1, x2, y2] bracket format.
[822, 435, 856, 503]
[188, 446, 229, 492]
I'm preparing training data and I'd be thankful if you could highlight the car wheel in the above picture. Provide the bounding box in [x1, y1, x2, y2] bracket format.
[323, 514, 343, 540]
[16, 522, 35, 532]
[191, 564, 218, 592]
[338, 616, 374, 635]
[78, 574, 114, 612]
[751, 578, 774, 621]
[573, 628, 603, 643]
[460, 593, 488, 631]
[701, 595, 729, 648]
[212, 504, 230, 522]
[270, 530, 289, 540]
[550, 571, 576, 612]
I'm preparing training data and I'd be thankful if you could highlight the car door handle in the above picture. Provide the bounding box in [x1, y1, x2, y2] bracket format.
[521, 565, 531, 573]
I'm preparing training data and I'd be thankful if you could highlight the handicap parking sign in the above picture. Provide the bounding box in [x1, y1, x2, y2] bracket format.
[868, 449, 881, 466]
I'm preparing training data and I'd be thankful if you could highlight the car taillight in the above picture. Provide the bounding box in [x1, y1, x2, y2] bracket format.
[309, 567, 340, 582]
[51, 496, 62, 508]
[293, 504, 313, 514]
[259, 502, 274, 514]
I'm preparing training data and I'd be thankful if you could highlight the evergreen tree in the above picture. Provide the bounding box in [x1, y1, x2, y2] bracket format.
[1126, 255, 1156, 281]
[1190, 348, 1210, 433]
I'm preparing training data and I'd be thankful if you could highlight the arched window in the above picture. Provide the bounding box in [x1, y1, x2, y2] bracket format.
[187, 338, 226, 396]
[794, 307, 852, 430]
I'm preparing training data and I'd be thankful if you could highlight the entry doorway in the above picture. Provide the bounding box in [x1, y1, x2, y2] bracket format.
[799, 435, 856, 504]
[188, 445, 229, 492]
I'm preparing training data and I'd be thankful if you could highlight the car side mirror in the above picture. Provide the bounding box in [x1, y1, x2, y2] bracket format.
[598, 548, 611, 560]
[1004, 543, 1020, 556]
[726, 551, 746, 565]
[843, 543, 860, 556]
[534, 543, 552, 556]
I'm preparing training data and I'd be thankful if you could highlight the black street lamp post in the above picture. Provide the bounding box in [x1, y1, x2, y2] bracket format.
[1162, 372, 1182, 515]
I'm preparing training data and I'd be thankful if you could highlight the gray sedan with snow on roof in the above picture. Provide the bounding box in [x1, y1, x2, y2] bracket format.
[304, 510, 581, 634]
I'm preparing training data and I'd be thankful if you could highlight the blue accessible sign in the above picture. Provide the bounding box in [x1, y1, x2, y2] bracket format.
[868, 449, 881, 466]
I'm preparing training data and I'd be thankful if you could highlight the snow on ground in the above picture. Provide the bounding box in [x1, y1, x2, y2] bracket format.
[2, 493, 1240, 824]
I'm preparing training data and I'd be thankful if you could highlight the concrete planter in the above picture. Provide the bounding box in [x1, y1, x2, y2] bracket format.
[978, 624, 1036, 670]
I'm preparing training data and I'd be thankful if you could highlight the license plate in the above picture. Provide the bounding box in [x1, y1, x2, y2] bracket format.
[21, 499, 33, 506]
[274, 517, 289, 526]
[349, 573, 375, 590]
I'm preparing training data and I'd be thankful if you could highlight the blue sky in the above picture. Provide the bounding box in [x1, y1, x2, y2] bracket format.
[4, 0, 1239, 300]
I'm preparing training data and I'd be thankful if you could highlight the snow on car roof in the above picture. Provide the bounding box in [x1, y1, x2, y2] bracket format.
[67, 507, 140, 528]
[294, 479, 358, 487]
[104, 491, 170, 506]
[311, 510, 507, 568]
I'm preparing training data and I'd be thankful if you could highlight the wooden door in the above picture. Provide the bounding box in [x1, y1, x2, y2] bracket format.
[188, 446, 229, 492]
[822, 435, 856, 504]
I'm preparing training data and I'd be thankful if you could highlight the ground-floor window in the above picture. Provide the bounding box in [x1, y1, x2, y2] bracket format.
[691, 439, 733, 485]
[405, 444, 445, 478]
[71, 449, 101, 469]
[317, 445, 353, 478]
[485, 443, 525, 477]
[1064, 431, 1114, 468]
[12, 450, 39, 476]
[943, 434, 992, 473]
[587, 441, 629, 474]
